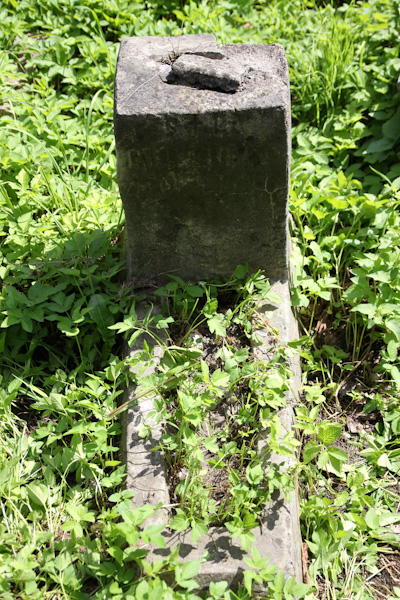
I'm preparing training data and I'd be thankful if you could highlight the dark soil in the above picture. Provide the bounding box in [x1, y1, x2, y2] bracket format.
[369, 553, 400, 599]
[164, 320, 259, 521]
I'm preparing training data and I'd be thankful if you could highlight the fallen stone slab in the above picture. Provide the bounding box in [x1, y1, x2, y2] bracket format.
[121, 279, 303, 592]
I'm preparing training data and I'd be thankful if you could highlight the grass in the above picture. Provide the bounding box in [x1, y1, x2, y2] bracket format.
[0, 0, 400, 598]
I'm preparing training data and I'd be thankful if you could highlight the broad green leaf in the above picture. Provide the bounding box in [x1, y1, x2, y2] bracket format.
[246, 463, 263, 485]
[328, 197, 348, 209]
[379, 304, 400, 315]
[149, 534, 166, 548]
[66, 504, 96, 522]
[334, 491, 349, 506]
[351, 303, 377, 318]
[391, 177, 400, 191]
[390, 365, 400, 387]
[243, 570, 257, 595]
[57, 317, 79, 337]
[386, 318, 400, 342]
[317, 423, 342, 446]
[203, 437, 219, 453]
[234, 348, 249, 362]
[365, 508, 381, 530]
[292, 582, 311, 597]
[337, 170, 347, 188]
[123, 547, 148, 561]
[243, 512, 257, 530]
[234, 264, 248, 279]
[21, 314, 33, 332]
[377, 453, 391, 468]
[186, 284, 204, 298]
[128, 329, 143, 347]
[284, 576, 296, 593]
[302, 441, 320, 464]
[310, 241, 324, 263]
[317, 449, 329, 469]
[170, 510, 189, 532]
[328, 447, 348, 461]
[327, 454, 345, 475]
[366, 138, 393, 153]
[382, 107, 400, 140]
[124, 504, 157, 526]
[209, 581, 228, 598]
[343, 276, 369, 301]
[108, 546, 124, 564]
[154, 315, 174, 329]
[239, 530, 256, 552]
[88, 293, 113, 339]
[274, 570, 285, 591]
[370, 270, 392, 283]
[191, 519, 207, 543]
[201, 359, 209, 381]
[27, 483, 49, 507]
[387, 339, 398, 361]
[210, 369, 230, 388]
[178, 559, 201, 582]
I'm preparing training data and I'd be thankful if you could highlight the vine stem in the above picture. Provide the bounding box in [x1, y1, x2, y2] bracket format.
[106, 374, 178, 419]
[107, 363, 194, 418]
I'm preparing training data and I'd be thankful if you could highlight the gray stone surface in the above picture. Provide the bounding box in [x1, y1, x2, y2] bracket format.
[170, 53, 245, 92]
[114, 34, 291, 283]
[120, 306, 170, 526]
[122, 280, 302, 591]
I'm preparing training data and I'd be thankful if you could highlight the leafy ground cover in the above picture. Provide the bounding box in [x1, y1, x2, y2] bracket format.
[111, 269, 300, 547]
[0, 0, 400, 598]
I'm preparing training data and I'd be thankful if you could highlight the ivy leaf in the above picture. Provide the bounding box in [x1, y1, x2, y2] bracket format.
[207, 313, 226, 337]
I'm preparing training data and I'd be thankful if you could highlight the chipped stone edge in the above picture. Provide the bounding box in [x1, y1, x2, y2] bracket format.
[121, 279, 302, 590]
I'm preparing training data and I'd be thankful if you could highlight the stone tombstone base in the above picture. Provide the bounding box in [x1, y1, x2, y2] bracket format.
[114, 34, 291, 283]
[120, 281, 302, 592]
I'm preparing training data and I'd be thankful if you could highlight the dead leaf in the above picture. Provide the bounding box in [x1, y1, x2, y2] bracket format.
[347, 416, 364, 434]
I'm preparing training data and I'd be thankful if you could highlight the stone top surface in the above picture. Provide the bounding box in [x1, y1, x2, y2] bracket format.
[115, 34, 289, 116]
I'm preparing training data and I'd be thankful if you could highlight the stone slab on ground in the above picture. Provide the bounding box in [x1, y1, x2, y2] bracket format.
[121, 279, 302, 591]
[114, 34, 291, 283]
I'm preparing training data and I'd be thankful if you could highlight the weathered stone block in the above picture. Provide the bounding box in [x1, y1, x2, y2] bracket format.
[114, 34, 291, 283]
